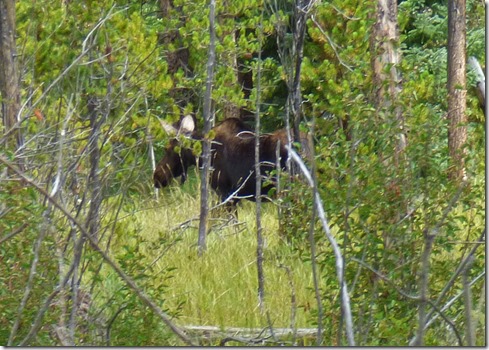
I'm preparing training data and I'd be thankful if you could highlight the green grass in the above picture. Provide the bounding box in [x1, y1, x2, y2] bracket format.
[111, 177, 318, 331]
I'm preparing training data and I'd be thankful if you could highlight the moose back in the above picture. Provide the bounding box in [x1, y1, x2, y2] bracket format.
[153, 115, 308, 204]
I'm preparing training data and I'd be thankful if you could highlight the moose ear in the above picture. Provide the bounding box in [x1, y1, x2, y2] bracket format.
[179, 115, 195, 135]
[158, 118, 177, 136]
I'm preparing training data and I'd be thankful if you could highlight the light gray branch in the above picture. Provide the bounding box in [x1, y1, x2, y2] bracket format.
[286, 146, 355, 346]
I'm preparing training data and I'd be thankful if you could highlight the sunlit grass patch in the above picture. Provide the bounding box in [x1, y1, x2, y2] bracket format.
[112, 183, 318, 330]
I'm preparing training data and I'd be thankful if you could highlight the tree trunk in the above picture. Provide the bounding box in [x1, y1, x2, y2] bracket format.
[198, 0, 217, 255]
[447, 0, 467, 182]
[370, 0, 405, 167]
[0, 0, 22, 167]
[370, 0, 405, 249]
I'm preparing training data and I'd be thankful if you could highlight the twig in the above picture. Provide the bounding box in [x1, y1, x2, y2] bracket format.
[18, 262, 76, 346]
[409, 203, 480, 347]
[351, 257, 419, 299]
[351, 257, 463, 345]
[2, 6, 123, 147]
[425, 300, 463, 346]
[7, 220, 47, 345]
[0, 223, 29, 244]
[413, 181, 467, 346]
[310, 15, 354, 72]
[422, 272, 485, 340]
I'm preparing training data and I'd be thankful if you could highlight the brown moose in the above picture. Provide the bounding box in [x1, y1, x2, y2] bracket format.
[153, 115, 309, 205]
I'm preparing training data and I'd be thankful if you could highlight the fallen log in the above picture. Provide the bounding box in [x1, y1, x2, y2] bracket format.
[182, 325, 318, 345]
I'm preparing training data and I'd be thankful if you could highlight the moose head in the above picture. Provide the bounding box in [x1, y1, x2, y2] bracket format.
[153, 115, 198, 188]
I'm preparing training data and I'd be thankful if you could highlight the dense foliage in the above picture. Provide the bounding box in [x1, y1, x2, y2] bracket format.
[1, 0, 484, 346]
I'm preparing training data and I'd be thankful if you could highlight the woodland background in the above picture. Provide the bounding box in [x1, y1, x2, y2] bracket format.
[0, 0, 486, 346]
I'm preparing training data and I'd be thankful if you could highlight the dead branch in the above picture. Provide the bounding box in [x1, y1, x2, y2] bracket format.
[184, 325, 318, 341]
[286, 146, 355, 346]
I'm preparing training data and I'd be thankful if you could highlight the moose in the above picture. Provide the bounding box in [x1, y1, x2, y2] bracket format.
[153, 115, 309, 205]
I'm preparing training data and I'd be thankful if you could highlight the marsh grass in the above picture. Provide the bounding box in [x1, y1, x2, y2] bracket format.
[109, 176, 318, 331]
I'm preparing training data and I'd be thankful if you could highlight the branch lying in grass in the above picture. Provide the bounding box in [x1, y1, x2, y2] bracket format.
[0, 155, 195, 346]
[184, 325, 317, 345]
[285, 146, 355, 346]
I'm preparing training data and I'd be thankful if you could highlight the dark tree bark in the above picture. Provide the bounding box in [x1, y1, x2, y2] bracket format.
[0, 0, 22, 167]
[447, 0, 467, 182]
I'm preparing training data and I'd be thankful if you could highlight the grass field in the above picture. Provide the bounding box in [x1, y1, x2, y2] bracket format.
[110, 176, 319, 332]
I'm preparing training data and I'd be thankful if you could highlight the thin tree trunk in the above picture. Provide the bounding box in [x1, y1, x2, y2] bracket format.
[370, 0, 406, 251]
[462, 255, 475, 346]
[254, 16, 265, 311]
[370, 0, 405, 166]
[290, 0, 307, 143]
[0, 0, 23, 168]
[198, 0, 217, 255]
[447, 0, 467, 182]
[414, 230, 434, 346]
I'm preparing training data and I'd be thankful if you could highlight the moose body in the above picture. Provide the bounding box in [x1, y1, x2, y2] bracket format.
[153, 116, 307, 204]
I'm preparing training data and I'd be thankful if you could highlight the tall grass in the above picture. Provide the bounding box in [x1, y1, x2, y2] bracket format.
[111, 176, 318, 330]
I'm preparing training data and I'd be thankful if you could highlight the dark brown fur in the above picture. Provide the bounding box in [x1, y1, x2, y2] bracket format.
[153, 118, 307, 203]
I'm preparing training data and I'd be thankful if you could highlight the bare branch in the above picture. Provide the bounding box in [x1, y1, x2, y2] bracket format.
[413, 181, 468, 346]
[1, 5, 122, 147]
[286, 146, 355, 346]
[310, 15, 354, 72]
[0, 155, 195, 346]
[0, 222, 29, 244]
[7, 224, 47, 345]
